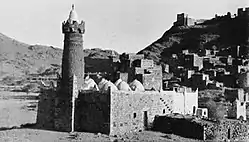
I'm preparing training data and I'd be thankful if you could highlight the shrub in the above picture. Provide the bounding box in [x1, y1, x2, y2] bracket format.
[205, 99, 226, 121]
[22, 84, 36, 94]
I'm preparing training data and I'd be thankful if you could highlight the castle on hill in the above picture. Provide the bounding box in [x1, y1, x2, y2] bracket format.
[174, 7, 249, 26]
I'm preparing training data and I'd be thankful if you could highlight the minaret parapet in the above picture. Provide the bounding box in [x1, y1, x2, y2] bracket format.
[62, 20, 85, 34]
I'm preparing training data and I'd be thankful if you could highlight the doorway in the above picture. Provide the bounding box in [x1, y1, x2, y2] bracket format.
[143, 111, 148, 130]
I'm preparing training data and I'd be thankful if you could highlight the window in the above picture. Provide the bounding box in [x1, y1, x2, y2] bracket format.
[203, 111, 206, 115]
[163, 109, 166, 114]
[133, 113, 137, 118]
[193, 106, 196, 114]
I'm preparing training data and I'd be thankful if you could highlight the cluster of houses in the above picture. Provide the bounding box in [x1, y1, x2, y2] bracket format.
[161, 44, 249, 121]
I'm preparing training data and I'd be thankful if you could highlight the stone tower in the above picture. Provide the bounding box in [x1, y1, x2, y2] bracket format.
[61, 4, 85, 91]
[53, 5, 84, 132]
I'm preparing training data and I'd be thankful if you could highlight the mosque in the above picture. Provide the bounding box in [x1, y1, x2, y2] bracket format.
[36, 5, 199, 135]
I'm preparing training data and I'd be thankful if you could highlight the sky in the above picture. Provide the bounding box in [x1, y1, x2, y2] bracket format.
[0, 0, 248, 53]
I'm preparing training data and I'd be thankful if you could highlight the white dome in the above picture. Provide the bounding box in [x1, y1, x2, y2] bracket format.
[98, 78, 109, 90]
[67, 4, 79, 23]
[114, 79, 122, 86]
[82, 77, 99, 91]
[117, 81, 131, 91]
[129, 79, 145, 91]
[102, 81, 118, 91]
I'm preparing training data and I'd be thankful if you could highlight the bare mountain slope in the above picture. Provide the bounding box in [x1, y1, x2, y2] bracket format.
[0, 33, 118, 85]
[0, 33, 62, 80]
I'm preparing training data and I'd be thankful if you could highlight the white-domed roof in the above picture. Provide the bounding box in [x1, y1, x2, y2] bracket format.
[82, 77, 99, 91]
[114, 79, 122, 86]
[117, 81, 131, 91]
[67, 4, 79, 23]
[102, 81, 118, 91]
[98, 78, 109, 90]
[129, 79, 145, 91]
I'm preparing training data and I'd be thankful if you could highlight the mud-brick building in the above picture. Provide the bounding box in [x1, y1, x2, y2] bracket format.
[183, 53, 203, 71]
[119, 53, 163, 91]
[225, 88, 247, 120]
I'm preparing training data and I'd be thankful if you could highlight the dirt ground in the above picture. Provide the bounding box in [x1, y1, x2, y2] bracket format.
[0, 91, 202, 142]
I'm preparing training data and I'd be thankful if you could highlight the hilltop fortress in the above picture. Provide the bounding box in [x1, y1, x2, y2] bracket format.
[174, 7, 249, 26]
[36, 5, 199, 135]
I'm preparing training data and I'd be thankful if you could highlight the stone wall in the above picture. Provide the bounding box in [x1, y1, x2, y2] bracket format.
[110, 90, 173, 136]
[152, 116, 249, 141]
[203, 119, 249, 141]
[36, 87, 75, 132]
[212, 120, 249, 141]
[53, 94, 73, 131]
[36, 88, 56, 129]
[75, 90, 110, 134]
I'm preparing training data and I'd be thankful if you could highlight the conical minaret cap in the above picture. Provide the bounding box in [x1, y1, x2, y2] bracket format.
[67, 4, 79, 23]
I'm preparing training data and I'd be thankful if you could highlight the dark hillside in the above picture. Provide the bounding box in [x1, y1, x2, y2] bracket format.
[138, 15, 249, 63]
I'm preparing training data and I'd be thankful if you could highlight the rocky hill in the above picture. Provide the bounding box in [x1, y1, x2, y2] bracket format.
[0, 33, 118, 85]
[138, 15, 249, 63]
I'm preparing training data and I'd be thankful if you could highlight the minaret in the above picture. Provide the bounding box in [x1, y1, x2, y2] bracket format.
[53, 5, 84, 132]
[61, 4, 85, 92]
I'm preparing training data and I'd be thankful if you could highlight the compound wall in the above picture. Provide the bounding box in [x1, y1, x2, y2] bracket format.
[110, 90, 173, 136]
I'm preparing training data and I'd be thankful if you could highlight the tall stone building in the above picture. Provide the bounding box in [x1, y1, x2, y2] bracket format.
[61, 4, 85, 91]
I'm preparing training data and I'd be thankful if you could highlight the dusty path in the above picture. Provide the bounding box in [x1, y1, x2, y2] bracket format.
[0, 129, 202, 142]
